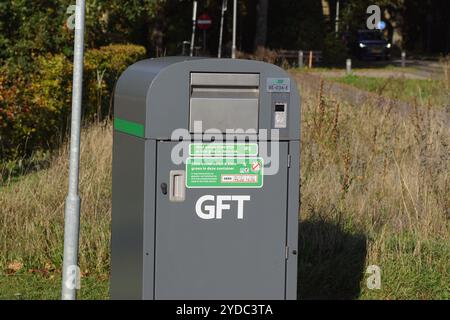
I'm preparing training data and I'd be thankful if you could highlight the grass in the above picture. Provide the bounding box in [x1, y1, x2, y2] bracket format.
[293, 65, 418, 74]
[298, 83, 449, 299]
[328, 74, 448, 106]
[0, 273, 109, 300]
[0, 124, 112, 299]
[0, 79, 449, 299]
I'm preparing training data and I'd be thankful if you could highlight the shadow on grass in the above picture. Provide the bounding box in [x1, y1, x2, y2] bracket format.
[297, 220, 367, 300]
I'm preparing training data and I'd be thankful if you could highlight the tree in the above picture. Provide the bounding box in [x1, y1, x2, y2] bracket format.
[254, 0, 269, 50]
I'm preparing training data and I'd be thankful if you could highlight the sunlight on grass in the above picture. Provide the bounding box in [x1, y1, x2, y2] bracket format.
[328, 74, 447, 106]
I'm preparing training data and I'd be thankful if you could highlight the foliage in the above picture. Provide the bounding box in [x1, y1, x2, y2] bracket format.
[322, 33, 348, 66]
[266, 0, 326, 51]
[0, 44, 146, 162]
[0, 0, 190, 63]
[84, 44, 147, 121]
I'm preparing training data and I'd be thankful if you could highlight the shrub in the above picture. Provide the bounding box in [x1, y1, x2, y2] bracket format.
[0, 44, 146, 163]
[322, 33, 348, 67]
[84, 44, 146, 121]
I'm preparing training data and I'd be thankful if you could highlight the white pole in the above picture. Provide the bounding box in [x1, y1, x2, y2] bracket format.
[218, 0, 227, 58]
[190, 1, 198, 57]
[346, 58, 352, 75]
[61, 0, 86, 300]
[232, 0, 237, 58]
[298, 50, 304, 68]
[335, 0, 340, 34]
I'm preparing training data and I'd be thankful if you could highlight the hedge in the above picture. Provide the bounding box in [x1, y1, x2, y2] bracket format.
[0, 44, 146, 161]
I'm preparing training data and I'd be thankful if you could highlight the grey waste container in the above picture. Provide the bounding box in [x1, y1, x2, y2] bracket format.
[111, 57, 300, 300]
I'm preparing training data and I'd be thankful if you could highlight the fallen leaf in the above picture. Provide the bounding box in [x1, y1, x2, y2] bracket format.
[6, 261, 23, 274]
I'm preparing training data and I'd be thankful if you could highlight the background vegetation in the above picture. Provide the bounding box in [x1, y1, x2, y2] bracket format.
[1, 82, 448, 299]
[1, 0, 449, 163]
[0, 44, 145, 171]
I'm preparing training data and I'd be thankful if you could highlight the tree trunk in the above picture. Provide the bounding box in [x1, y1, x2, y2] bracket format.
[254, 0, 269, 50]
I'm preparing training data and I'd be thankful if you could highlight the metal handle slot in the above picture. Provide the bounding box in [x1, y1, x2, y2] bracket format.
[169, 170, 186, 202]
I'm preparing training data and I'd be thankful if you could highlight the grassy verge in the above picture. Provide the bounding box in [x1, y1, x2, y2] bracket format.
[298, 85, 449, 299]
[0, 84, 448, 299]
[327, 74, 447, 106]
[0, 273, 108, 300]
[292, 65, 419, 74]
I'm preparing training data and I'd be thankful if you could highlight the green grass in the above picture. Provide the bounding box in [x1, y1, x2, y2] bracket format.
[297, 223, 449, 300]
[0, 273, 109, 300]
[359, 234, 449, 299]
[328, 74, 447, 106]
[292, 65, 418, 74]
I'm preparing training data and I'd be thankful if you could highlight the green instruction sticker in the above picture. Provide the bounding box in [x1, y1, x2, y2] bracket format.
[189, 143, 258, 157]
[186, 157, 264, 188]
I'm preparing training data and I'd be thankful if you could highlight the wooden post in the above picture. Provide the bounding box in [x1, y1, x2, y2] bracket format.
[308, 50, 313, 68]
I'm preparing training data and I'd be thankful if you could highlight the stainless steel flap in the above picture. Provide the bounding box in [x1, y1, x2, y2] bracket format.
[189, 73, 260, 133]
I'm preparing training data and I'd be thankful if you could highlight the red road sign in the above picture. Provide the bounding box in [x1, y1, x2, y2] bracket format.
[197, 13, 212, 30]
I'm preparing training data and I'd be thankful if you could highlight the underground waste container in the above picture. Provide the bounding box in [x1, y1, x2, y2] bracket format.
[111, 57, 300, 299]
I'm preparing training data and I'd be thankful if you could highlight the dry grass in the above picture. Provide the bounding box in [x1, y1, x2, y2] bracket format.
[0, 124, 112, 274]
[0, 81, 449, 299]
[299, 82, 449, 299]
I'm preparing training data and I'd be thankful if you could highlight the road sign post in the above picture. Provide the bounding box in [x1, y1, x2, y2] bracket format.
[197, 13, 212, 54]
[232, 0, 237, 58]
[218, 0, 228, 58]
[190, 1, 198, 56]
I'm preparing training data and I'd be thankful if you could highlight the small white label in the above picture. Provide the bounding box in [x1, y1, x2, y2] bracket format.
[267, 78, 290, 93]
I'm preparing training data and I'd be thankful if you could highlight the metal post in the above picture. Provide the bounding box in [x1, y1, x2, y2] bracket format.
[182, 41, 190, 56]
[346, 58, 352, 75]
[298, 50, 303, 68]
[218, 0, 228, 58]
[190, 0, 198, 57]
[231, 0, 237, 58]
[61, 0, 85, 300]
[335, 0, 340, 34]
[401, 51, 406, 68]
[203, 29, 207, 55]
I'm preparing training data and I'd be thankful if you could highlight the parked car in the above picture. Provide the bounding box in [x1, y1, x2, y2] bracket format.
[352, 30, 391, 60]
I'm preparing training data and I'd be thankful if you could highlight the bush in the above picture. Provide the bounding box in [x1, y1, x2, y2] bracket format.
[322, 33, 348, 67]
[84, 44, 146, 121]
[0, 44, 146, 163]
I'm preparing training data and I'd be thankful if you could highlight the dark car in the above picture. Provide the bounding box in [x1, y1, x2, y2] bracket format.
[353, 30, 391, 60]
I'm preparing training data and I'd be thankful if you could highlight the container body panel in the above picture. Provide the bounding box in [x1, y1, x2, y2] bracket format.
[153, 141, 289, 300]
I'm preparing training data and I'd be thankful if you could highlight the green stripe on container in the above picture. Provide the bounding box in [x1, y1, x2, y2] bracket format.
[114, 117, 144, 138]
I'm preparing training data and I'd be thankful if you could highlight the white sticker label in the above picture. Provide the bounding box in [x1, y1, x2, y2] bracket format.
[267, 78, 290, 92]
